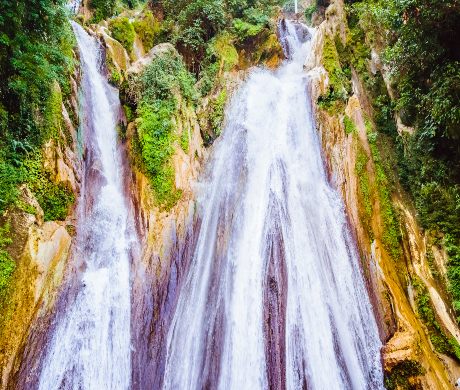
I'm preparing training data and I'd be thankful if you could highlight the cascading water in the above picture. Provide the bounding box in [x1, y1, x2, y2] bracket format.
[67, 0, 81, 13]
[36, 23, 136, 389]
[162, 20, 383, 389]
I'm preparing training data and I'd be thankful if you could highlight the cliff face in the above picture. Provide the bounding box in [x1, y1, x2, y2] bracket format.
[0, 77, 81, 387]
[4, 1, 448, 386]
[306, 0, 460, 387]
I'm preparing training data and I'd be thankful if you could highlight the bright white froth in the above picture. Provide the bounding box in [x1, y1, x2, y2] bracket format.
[162, 20, 383, 390]
[37, 23, 134, 390]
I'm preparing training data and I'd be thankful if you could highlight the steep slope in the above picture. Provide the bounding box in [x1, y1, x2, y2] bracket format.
[304, 0, 460, 387]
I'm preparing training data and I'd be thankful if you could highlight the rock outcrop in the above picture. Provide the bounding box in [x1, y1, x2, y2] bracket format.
[306, 0, 460, 387]
[0, 166, 76, 387]
[0, 64, 81, 386]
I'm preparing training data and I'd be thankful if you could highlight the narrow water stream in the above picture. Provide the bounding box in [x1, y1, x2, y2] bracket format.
[161, 21, 383, 389]
[36, 23, 136, 389]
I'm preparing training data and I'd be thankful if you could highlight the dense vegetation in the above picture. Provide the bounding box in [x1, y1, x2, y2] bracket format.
[413, 278, 460, 360]
[384, 359, 424, 390]
[310, 0, 460, 325]
[110, 17, 136, 52]
[342, 0, 460, 319]
[109, 0, 284, 208]
[0, 0, 77, 295]
[126, 50, 197, 209]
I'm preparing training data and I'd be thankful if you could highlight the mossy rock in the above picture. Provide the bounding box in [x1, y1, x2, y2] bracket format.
[133, 10, 161, 52]
[384, 360, 424, 390]
[209, 33, 239, 72]
[109, 17, 135, 53]
[237, 29, 284, 69]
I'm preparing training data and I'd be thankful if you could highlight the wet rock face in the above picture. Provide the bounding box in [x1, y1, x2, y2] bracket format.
[279, 18, 310, 42]
[278, 19, 311, 59]
[307, 0, 459, 387]
[382, 330, 418, 372]
[0, 190, 72, 389]
[293, 22, 311, 43]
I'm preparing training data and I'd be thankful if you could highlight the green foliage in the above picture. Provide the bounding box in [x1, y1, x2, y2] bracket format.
[232, 19, 264, 39]
[123, 104, 134, 123]
[232, 6, 274, 42]
[355, 145, 373, 236]
[0, 223, 14, 298]
[334, 20, 370, 84]
[180, 128, 190, 153]
[43, 83, 64, 140]
[133, 10, 161, 51]
[0, 0, 75, 146]
[128, 51, 197, 209]
[89, 0, 116, 22]
[366, 121, 401, 259]
[110, 69, 122, 87]
[160, 0, 227, 71]
[0, 158, 23, 215]
[136, 100, 182, 208]
[132, 51, 197, 104]
[413, 278, 460, 360]
[0, 0, 75, 217]
[24, 152, 75, 221]
[110, 17, 136, 53]
[343, 115, 356, 135]
[158, 0, 282, 72]
[416, 184, 460, 236]
[322, 36, 350, 93]
[317, 88, 347, 112]
[384, 360, 424, 390]
[344, 0, 460, 321]
[445, 234, 460, 316]
[304, 4, 317, 24]
[209, 89, 227, 137]
[208, 33, 239, 71]
[318, 36, 350, 112]
[198, 62, 219, 96]
[37, 183, 75, 221]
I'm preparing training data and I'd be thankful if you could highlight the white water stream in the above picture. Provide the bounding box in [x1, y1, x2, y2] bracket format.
[37, 23, 134, 390]
[31, 17, 383, 390]
[162, 21, 383, 389]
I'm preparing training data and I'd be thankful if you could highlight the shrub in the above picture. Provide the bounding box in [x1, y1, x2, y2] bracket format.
[133, 11, 161, 51]
[134, 51, 197, 104]
[384, 360, 424, 390]
[209, 89, 227, 136]
[89, 0, 116, 22]
[232, 19, 264, 40]
[366, 123, 401, 259]
[413, 278, 460, 360]
[304, 4, 317, 24]
[0, 0, 75, 216]
[208, 33, 238, 71]
[198, 62, 219, 96]
[136, 100, 182, 209]
[355, 146, 373, 236]
[110, 17, 136, 53]
[129, 51, 197, 209]
[23, 152, 75, 221]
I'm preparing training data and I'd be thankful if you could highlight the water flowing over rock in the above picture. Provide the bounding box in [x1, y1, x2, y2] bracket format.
[161, 20, 383, 389]
[15, 22, 139, 389]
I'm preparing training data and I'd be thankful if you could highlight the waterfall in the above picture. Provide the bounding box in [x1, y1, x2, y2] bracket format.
[67, 0, 81, 13]
[162, 20, 383, 389]
[36, 22, 136, 389]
